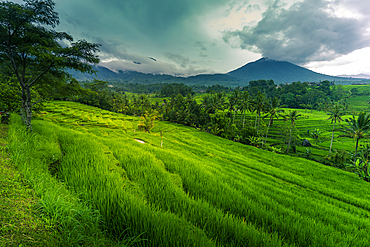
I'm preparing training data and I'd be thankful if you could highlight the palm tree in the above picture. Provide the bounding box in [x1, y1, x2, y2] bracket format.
[138, 110, 158, 133]
[252, 91, 267, 134]
[263, 97, 284, 146]
[138, 94, 149, 115]
[285, 110, 302, 153]
[327, 103, 345, 155]
[241, 91, 252, 128]
[228, 90, 242, 125]
[343, 112, 370, 158]
[131, 96, 139, 116]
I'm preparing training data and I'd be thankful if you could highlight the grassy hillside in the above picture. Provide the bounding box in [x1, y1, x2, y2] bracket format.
[7, 101, 370, 246]
[0, 124, 62, 246]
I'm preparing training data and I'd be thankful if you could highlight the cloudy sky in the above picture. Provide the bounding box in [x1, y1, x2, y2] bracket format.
[16, 0, 370, 76]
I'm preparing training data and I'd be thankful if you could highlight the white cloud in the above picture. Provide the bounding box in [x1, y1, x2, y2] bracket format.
[305, 47, 370, 76]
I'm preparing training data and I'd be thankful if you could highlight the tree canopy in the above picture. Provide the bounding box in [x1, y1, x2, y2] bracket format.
[0, 0, 100, 130]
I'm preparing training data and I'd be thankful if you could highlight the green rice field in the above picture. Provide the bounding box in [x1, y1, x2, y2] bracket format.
[7, 101, 370, 246]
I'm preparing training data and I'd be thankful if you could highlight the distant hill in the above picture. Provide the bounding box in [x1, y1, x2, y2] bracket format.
[227, 57, 358, 84]
[68, 66, 179, 82]
[69, 66, 244, 86]
[69, 58, 367, 86]
[337, 73, 370, 80]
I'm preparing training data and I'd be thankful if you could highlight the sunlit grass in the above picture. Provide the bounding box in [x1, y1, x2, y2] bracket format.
[12, 101, 369, 246]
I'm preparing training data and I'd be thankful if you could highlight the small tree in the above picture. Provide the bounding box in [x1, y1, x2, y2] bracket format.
[343, 112, 370, 159]
[327, 103, 345, 155]
[0, 0, 100, 131]
[263, 97, 284, 146]
[285, 110, 302, 153]
[138, 110, 158, 133]
[251, 91, 267, 134]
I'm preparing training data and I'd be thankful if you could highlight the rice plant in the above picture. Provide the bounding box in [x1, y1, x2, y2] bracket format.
[14, 101, 370, 246]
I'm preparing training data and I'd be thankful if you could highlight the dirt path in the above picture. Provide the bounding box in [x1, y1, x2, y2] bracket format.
[0, 124, 59, 246]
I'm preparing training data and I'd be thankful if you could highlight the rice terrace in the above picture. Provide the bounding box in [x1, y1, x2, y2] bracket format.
[2, 0, 370, 246]
[2, 98, 370, 246]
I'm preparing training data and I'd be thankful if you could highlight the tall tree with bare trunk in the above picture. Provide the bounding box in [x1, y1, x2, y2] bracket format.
[0, 0, 100, 131]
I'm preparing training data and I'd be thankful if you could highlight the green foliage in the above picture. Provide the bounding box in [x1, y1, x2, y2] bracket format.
[17, 101, 370, 246]
[138, 110, 158, 133]
[0, 0, 100, 130]
[285, 110, 302, 153]
[0, 124, 61, 246]
[327, 103, 346, 154]
[268, 145, 282, 154]
[0, 77, 21, 112]
[305, 148, 312, 158]
[160, 83, 194, 97]
[6, 115, 122, 246]
[351, 159, 370, 182]
[247, 136, 263, 147]
[343, 112, 370, 157]
[310, 128, 322, 142]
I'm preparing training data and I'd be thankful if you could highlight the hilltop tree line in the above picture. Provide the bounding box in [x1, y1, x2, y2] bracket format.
[71, 79, 346, 147]
[81, 78, 350, 110]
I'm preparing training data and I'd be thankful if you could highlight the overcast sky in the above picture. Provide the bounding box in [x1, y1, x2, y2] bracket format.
[15, 0, 370, 76]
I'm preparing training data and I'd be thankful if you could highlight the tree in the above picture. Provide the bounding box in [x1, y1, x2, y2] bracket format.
[230, 89, 242, 125]
[251, 91, 267, 134]
[241, 91, 252, 128]
[138, 94, 149, 115]
[138, 110, 158, 133]
[0, 0, 100, 130]
[0, 74, 22, 112]
[343, 112, 370, 159]
[263, 97, 284, 146]
[285, 110, 301, 153]
[327, 103, 345, 155]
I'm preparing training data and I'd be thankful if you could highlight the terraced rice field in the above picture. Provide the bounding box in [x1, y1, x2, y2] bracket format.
[16, 101, 370, 246]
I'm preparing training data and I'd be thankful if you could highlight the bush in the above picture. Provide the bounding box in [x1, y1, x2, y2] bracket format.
[240, 125, 258, 144]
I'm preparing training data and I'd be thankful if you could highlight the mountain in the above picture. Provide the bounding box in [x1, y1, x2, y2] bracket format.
[68, 66, 184, 83]
[69, 66, 243, 86]
[70, 58, 366, 86]
[227, 57, 357, 84]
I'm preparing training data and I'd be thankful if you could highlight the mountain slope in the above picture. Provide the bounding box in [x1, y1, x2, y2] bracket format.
[228, 57, 355, 83]
[69, 66, 243, 86]
[70, 58, 365, 86]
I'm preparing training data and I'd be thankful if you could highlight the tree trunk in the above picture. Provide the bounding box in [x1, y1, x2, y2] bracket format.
[254, 112, 258, 130]
[20, 86, 33, 131]
[242, 109, 246, 128]
[355, 138, 359, 159]
[232, 109, 236, 125]
[264, 117, 272, 146]
[257, 111, 261, 134]
[329, 121, 336, 155]
[24, 87, 33, 131]
[287, 127, 292, 153]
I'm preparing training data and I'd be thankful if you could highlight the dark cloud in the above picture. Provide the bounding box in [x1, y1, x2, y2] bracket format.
[194, 41, 209, 58]
[222, 0, 370, 65]
[58, 0, 231, 38]
[163, 52, 190, 68]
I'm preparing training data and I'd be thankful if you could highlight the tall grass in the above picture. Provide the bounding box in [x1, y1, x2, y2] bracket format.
[14, 101, 370, 246]
[6, 115, 122, 246]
